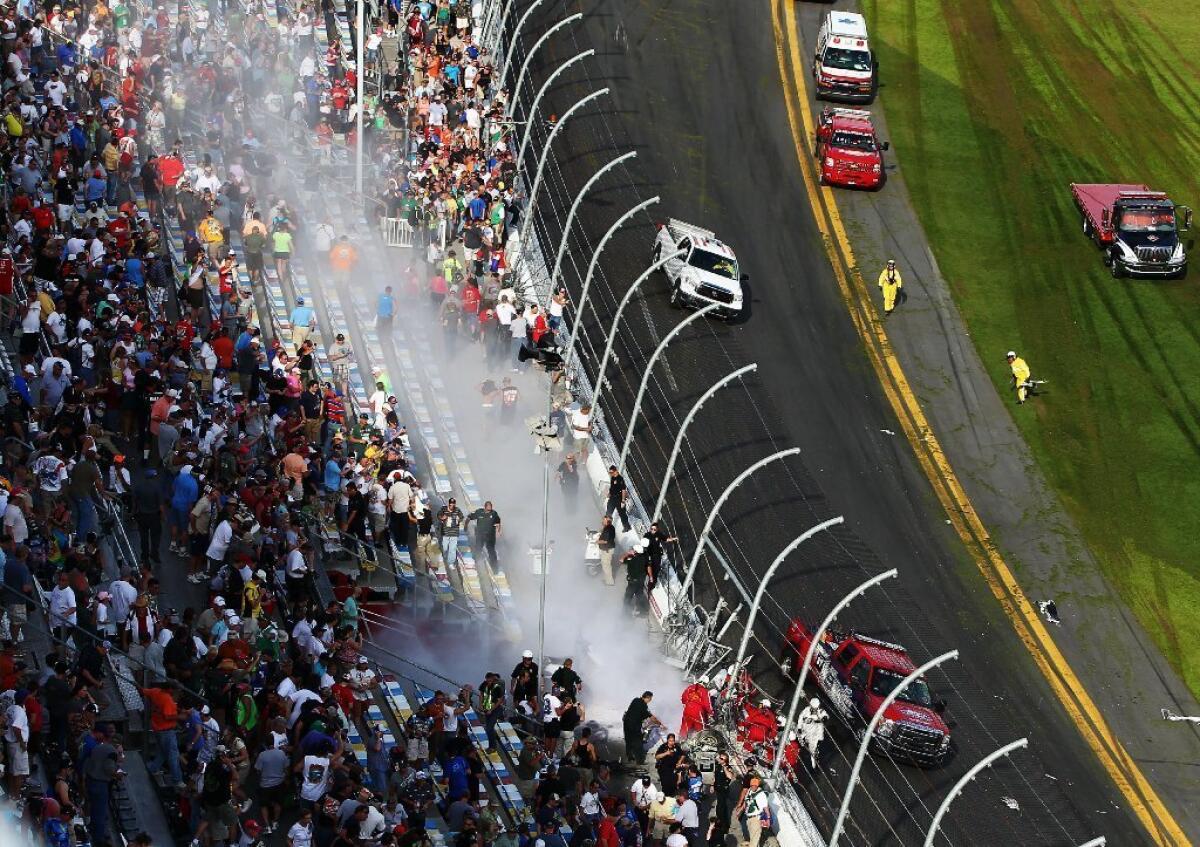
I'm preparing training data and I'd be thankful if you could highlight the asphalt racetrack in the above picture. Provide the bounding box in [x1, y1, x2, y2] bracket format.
[502, 0, 1154, 843]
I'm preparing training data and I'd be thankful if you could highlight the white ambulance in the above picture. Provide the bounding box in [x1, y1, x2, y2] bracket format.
[812, 11, 878, 103]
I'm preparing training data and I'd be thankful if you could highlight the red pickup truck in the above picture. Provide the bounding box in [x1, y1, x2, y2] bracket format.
[784, 621, 952, 765]
[815, 107, 888, 190]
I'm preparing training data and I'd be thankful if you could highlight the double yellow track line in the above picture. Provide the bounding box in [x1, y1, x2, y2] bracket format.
[769, 1, 1190, 844]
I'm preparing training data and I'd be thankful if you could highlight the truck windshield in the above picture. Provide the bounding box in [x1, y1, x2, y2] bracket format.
[690, 250, 739, 280]
[822, 47, 872, 73]
[832, 132, 875, 152]
[870, 668, 934, 707]
[1120, 208, 1176, 233]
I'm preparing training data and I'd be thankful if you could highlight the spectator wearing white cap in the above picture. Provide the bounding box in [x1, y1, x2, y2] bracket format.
[511, 649, 538, 695]
[94, 590, 114, 639]
[242, 569, 268, 619]
[196, 595, 227, 642]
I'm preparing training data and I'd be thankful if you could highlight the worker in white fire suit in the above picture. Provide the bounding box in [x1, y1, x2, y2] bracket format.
[798, 697, 828, 768]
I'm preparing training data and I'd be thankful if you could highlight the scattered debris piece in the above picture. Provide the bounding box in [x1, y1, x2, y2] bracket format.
[1038, 600, 1061, 626]
[1002, 797, 1020, 811]
[1162, 708, 1200, 724]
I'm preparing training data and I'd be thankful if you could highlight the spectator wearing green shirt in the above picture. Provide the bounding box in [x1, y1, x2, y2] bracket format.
[272, 227, 294, 282]
[112, 1, 130, 29]
[441, 249, 463, 286]
[340, 581, 362, 631]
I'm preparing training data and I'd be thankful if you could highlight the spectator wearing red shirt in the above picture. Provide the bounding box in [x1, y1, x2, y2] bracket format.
[212, 330, 235, 370]
[331, 80, 349, 111]
[529, 304, 549, 345]
[31, 204, 55, 233]
[9, 188, 32, 217]
[461, 282, 481, 316]
[157, 152, 185, 203]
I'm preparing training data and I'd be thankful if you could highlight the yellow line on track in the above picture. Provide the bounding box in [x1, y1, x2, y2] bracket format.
[770, 1, 1189, 844]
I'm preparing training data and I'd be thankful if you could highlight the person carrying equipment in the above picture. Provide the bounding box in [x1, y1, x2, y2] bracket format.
[877, 259, 903, 316]
[1006, 351, 1032, 404]
[798, 697, 829, 768]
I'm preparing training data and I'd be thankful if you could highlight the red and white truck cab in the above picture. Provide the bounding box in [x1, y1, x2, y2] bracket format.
[813, 11, 878, 103]
[815, 107, 888, 190]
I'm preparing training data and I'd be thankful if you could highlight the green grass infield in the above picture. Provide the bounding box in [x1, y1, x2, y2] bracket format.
[861, 0, 1200, 697]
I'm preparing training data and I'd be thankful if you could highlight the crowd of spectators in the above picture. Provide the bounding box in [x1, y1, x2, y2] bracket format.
[0, 0, 463, 846]
[0, 0, 772, 846]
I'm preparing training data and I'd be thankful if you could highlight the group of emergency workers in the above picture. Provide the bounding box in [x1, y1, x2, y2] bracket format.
[675, 673, 830, 775]
[878, 261, 1036, 404]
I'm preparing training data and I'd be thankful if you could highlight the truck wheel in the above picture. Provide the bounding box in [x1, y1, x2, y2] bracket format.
[652, 244, 661, 265]
[669, 283, 683, 308]
[1110, 259, 1125, 279]
[1081, 213, 1093, 239]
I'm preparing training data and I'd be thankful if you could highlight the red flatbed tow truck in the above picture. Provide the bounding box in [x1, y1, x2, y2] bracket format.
[1071, 183, 1191, 278]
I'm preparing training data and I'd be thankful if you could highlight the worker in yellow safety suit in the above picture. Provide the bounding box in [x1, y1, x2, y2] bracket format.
[877, 259, 903, 315]
[1006, 351, 1032, 403]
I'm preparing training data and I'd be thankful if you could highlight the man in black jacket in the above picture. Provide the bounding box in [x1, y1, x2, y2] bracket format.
[623, 542, 650, 615]
[605, 466, 631, 532]
[465, 500, 502, 570]
[622, 691, 662, 766]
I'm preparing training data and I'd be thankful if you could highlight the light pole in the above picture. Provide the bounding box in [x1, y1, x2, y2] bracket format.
[564, 196, 659, 369]
[547, 151, 636, 307]
[923, 738, 1029, 847]
[500, 0, 546, 82]
[515, 49, 594, 171]
[773, 567, 898, 777]
[509, 14, 582, 119]
[590, 248, 684, 414]
[828, 650, 960, 847]
[733, 517, 845, 669]
[618, 304, 717, 470]
[536, 445, 551, 697]
[513, 88, 610, 289]
[651, 364, 756, 524]
[355, 0, 364, 196]
[678, 449, 801, 596]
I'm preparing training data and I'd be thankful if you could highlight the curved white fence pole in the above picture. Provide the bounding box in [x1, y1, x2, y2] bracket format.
[563, 195, 659, 370]
[547, 150, 637, 307]
[500, 0, 546, 81]
[618, 304, 718, 472]
[512, 88, 610, 290]
[651, 364, 756, 524]
[922, 738, 1029, 847]
[509, 14, 583, 118]
[678, 449, 801, 597]
[514, 49, 595, 171]
[590, 248, 684, 414]
[733, 517, 845, 669]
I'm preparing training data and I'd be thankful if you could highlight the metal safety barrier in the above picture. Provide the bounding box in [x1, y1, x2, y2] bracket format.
[381, 216, 415, 248]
